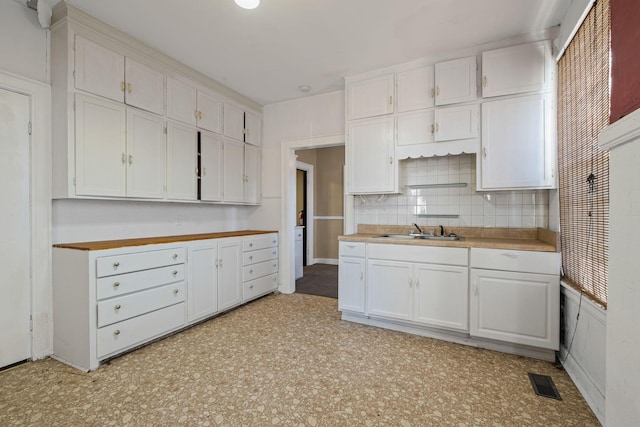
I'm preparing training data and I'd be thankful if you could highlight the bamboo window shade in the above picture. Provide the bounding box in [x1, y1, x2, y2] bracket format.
[557, 0, 610, 307]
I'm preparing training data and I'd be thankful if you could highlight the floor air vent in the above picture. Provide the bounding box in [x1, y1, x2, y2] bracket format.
[528, 373, 562, 400]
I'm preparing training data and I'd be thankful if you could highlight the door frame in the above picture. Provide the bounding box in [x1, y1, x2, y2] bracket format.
[280, 133, 349, 294]
[0, 69, 52, 360]
[295, 160, 313, 266]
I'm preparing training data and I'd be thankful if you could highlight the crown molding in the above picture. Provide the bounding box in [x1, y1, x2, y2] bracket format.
[599, 107, 640, 152]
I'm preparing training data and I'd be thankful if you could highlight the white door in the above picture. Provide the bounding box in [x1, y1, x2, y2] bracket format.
[244, 111, 261, 146]
[166, 121, 197, 200]
[244, 144, 261, 204]
[74, 35, 125, 103]
[347, 116, 395, 194]
[367, 259, 413, 321]
[124, 57, 164, 115]
[434, 56, 477, 106]
[218, 239, 242, 311]
[166, 76, 197, 126]
[0, 88, 31, 367]
[223, 139, 245, 203]
[396, 110, 434, 146]
[223, 103, 245, 142]
[187, 244, 218, 322]
[338, 257, 365, 313]
[125, 108, 165, 199]
[434, 104, 479, 142]
[197, 91, 223, 134]
[346, 73, 394, 120]
[397, 65, 434, 112]
[200, 131, 223, 202]
[414, 264, 469, 331]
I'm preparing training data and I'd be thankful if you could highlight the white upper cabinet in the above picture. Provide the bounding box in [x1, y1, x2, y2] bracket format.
[434, 104, 479, 142]
[166, 76, 197, 126]
[396, 110, 434, 146]
[75, 94, 127, 197]
[244, 111, 262, 146]
[125, 109, 165, 199]
[244, 144, 261, 204]
[434, 56, 477, 106]
[479, 93, 555, 190]
[124, 58, 164, 115]
[196, 91, 223, 134]
[397, 66, 434, 112]
[347, 73, 395, 120]
[223, 102, 245, 142]
[166, 121, 198, 200]
[223, 139, 245, 203]
[347, 116, 396, 194]
[200, 131, 223, 202]
[482, 41, 552, 98]
[74, 36, 164, 115]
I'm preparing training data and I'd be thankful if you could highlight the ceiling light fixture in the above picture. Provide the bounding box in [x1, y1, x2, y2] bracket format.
[298, 85, 311, 93]
[234, 0, 260, 9]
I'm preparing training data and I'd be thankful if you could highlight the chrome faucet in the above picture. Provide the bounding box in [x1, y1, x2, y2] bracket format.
[439, 225, 445, 236]
[412, 223, 424, 235]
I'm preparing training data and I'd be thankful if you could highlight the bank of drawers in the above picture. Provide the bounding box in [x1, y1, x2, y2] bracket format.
[95, 248, 186, 358]
[242, 234, 278, 301]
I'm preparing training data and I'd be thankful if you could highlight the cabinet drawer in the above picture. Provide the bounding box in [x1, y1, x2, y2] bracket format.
[339, 241, 366, 258]
[243, 247, 278, 266]
[96, 302, 185, 359]
[243, 260, 278, 282]
[97, 282, 185, 328]
[368, 243, 468, 266]
[243, 274, 278, 302]
[470, 248, 560, 275]
[97, 264, 185, 300]
[243, 234, 278, 251]
[96, 248, 186, 277]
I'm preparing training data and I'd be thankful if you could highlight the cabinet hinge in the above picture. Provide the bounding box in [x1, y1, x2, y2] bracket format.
[73, 177, 76, 186]
[164, 126, 167, 134]
[73, 101, 76, 112]
[28, 121, 32, 136]
[73, 70, 75, 79]
[29, 315, 33, 332]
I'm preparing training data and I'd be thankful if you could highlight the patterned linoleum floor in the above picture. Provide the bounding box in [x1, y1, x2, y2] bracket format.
[0, 293, 599, 426]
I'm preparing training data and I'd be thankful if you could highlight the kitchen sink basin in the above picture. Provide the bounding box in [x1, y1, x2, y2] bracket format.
[374, 234, 418, 240]
[374, 234, 462, 241]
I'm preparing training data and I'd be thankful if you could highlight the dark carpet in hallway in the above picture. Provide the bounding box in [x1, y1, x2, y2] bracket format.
[295, 263, 338, 298]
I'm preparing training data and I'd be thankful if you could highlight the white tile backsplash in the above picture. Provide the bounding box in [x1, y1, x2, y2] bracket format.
[354, 154, 549, 230]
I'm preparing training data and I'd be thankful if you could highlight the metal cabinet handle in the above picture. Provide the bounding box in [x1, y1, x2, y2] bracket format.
[173, 289, 179, 295]
[114, 304, 121, 310]
[501, 252, 519, 258]
[389, 95, 393, 105]
[128, 155, 133, 165]
[430, 88, 435, 98]
[249, 269, 253, 274]
[114, 330, 120, 336]
[120, 82, 125, 92]
[250, 285, 254, 289]
[172, 270, 178, 276]
[113, 282, 120, 288]
[483, 76, 488, 88]
[360, 271, 363, 280]
[272, 251, 276, 255]
[272, 240, 276, 244]
[389, 156, 393, 165]
[483, 146, 487, 159]
[121, 153, 126, 164]
[436, 86, 440, 96]
[430, 124, 435, 134]
[127, 83, 132, 94]
[249, 243, 253, 247]
[173, 253, 178, 260]
[249, 256, 253, 260]
[273, 263, 277, 268]
[113, 262, 120, 268]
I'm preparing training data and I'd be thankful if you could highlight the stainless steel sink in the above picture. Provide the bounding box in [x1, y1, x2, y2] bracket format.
[374, 234, 418, 240]
[373, 234, 462, 241]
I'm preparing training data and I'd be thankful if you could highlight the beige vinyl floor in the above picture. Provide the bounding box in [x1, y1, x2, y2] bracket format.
[0, 293, 599, 426]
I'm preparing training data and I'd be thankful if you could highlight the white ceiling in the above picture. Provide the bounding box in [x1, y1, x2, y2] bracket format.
[57, 0, 570, 106]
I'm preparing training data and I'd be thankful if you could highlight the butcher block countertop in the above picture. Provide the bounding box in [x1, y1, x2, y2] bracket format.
[53, 230, 277, 251]
[339, 225, 559, 252]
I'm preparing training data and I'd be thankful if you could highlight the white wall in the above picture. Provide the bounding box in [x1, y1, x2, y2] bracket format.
[0, 1, 49, 83]
[52, 199, 249, 243]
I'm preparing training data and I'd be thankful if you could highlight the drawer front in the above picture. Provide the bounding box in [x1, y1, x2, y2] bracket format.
[243, 260, 278, 282]
[97, 248, 186, 277]
[295, 228, 303, 240]
[97, 264, 185, 300]
[97, 302, 185, 359]
[243, 247, 278, 266]
[470, 248, 560, 275]
[339, 241, 366, 258]
[97, 282, 185, 328]
[367, 243, 468, 266]
[243, 234, 278, 252]
[243, 274, 278, 302]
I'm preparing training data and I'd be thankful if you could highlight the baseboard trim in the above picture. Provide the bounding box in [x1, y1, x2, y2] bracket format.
[313, 258, 338, 266]
[560, 345, 606, 424]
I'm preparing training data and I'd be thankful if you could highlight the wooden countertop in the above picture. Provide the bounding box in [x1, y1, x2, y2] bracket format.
[339, 225, 558, 252]
[53, 230, 277, 251]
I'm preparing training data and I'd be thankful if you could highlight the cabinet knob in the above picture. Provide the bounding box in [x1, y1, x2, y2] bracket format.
[273, 263, 277, 268]
[172, 270, 178, 276]
[483, 76, 488, 88]
[121, 153, 126, 164]
[249, 269, 253, 274]
[436, 86, 440, 96]
[173, 253, 178, 260]
[173, 289, 179, 295]
[113, 261, 120, 268]
[127, 83, 133, 94]
[249, 243, 253, 247]
[194, 110, 199, 119]
[272, 240, 276, 244]
[430, 88, 435, 98]
[388, 95, 393, 106]
[114, 304, 121, 310]
[114, 330, 120, 336]
[128, 155, 133, 165]
[272, 251, 276, 255]
[113, 282, 120, 288]
[249, 285, 254, 289]
[430, 124, 435, 134]
[389, 156, 393, 165]
[483, 147, 487, 159]
[435, 123, 439, 133]
[120, 82, 125, 92]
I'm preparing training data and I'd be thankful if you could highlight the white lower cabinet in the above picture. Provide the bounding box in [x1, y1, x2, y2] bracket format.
[217, 239, 243, 311]
[338, 241, 366, 313]
[469, 248, 560, 350]
[242, 234, 279, 302]
[367, 259, 413, 321]
[187, 243, 219, 322]
[414, 263, 469, 331]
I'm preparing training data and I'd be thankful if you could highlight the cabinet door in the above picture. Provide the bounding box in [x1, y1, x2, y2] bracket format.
[197, 90, 223, 134]
[244, 144, 261, 204]
[223, 139, 245, 203]
[434, 56, 477, 106]
[187, 244, 218, 322]
[125, 108, 165, 199]
[338, 257, 365, 314]
[244, 111, 261, 146]
[470, 269, 559, 350]
[200, 131, 223, 202]
[223, 103, 245, 141]
[367, 259, 413, 321]
[397, 66, 434, 112]
[74, 36, 125, 103]
[75, 94, 126, 197]
[482, 41, 552, 98]
[124, 58, 164, 115]
[347, 74, 394, 120]
[396, 110, 434, 146]
[434, 104, 478, 142]
[166, 121, 197, 200]
[218, 239, 242, 311]
[480, 93, 554, 189]
[166, 76, 197, 126]
[347, 116, 395, 194]
[414, 264, 468, 331]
